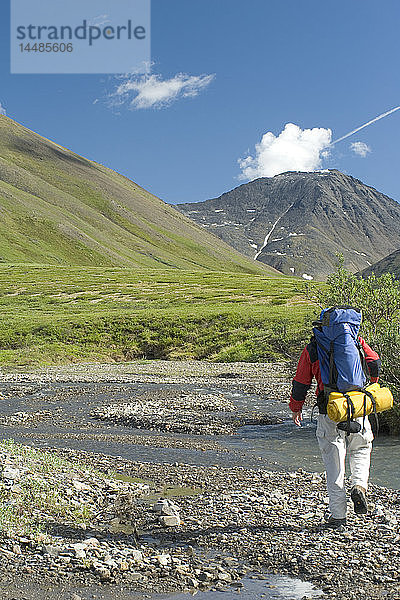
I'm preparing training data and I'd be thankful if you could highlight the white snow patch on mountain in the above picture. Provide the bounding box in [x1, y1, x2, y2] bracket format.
[254, 203, 295, 260]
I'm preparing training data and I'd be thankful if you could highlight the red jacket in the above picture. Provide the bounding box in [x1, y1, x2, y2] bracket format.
[289, 336, 381, 413]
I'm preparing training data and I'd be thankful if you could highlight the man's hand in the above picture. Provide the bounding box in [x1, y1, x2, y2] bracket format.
[292, 411, 302, 427]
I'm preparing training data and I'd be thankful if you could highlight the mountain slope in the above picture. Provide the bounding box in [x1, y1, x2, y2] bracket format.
[0, 115, 274, 274]
[361, 249, 400, 278]
[176, 170, 400, 279]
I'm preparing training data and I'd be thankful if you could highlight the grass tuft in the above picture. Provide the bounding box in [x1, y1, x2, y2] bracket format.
[0, 439, 101, 539]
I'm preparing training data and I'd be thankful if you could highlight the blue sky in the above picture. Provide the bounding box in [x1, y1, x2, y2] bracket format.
[1, 0, 400, 204]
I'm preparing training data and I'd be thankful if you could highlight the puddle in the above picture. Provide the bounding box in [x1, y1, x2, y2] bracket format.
[0, 575, 323, 600]
[113, 472, 153, 485]
[113, 472, 201, 504]
[157, 575, 323, 599]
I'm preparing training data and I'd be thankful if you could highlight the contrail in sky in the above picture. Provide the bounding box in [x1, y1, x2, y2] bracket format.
[330, 105, 400, 146]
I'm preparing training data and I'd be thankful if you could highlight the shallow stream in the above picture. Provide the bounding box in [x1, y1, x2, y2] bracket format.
[0, 380, 398, 488]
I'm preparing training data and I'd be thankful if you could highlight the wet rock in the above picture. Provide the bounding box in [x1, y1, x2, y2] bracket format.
[98, 567, 111, 581]
[197, 571, 213, 582]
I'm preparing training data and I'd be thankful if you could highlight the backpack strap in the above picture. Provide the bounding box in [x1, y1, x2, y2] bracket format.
[344, 393, 355, 436]
[362, 388, 379, 436]
[328, 340, 338, 389]
[357, 341, 370, 383]
[362, 391, 367, 433]
[314, 338, 338, 391]
[337, 394, 362, 435]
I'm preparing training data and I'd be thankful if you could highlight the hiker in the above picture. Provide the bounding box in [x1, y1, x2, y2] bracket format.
[289, 306, 381, 529]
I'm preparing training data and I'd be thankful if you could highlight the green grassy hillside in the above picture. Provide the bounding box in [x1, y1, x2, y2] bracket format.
[0, 265, 313, 366]
[0, 115, 273, 274]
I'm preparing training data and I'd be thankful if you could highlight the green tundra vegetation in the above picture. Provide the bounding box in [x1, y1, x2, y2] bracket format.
[0, 265, 313, 367]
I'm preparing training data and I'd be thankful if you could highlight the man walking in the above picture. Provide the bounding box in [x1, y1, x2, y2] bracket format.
[289, 306, 381, 528]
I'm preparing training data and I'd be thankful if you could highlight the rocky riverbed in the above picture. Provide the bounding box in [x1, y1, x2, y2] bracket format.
[0, 441, 244, 597]
[0, 361, 399, 600]
[1, 442, 400, 600]
[92, 389, 283, 435]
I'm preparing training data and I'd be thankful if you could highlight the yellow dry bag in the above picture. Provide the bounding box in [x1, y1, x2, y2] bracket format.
[327, 383, 393, 423]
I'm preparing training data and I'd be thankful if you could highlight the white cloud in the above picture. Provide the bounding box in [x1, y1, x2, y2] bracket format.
[350, 141, 371, 157]
[0, 102, 6, 116]
[238, 123, 332, 180]
[89, 14, 110, 27]
[111, 72, 215, 110]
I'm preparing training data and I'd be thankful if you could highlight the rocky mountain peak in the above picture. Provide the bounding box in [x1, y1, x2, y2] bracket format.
[176, 170, 400, 280]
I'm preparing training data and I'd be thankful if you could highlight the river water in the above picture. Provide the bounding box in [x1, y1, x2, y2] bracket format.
[0, 381, 398, 489]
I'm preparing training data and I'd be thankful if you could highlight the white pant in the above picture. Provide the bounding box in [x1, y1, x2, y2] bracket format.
[316, 414, 373, 519]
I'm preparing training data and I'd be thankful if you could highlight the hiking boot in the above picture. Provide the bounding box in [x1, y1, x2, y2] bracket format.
[323, 509, 332, 522]
[351, 485, 368, 515]
[322, 516, 347, 530]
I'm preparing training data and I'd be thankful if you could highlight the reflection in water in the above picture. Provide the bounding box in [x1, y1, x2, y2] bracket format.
[0, 575, 324, 600]
[159, 575, 323, 600]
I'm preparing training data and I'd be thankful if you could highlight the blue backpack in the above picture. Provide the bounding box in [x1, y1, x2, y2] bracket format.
[313, 306, 367, 393]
